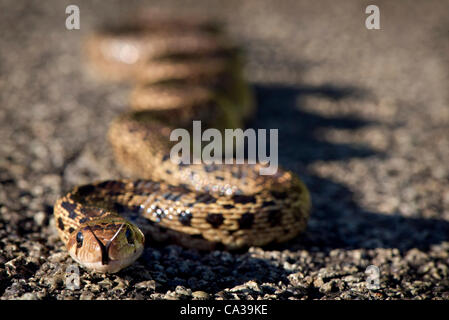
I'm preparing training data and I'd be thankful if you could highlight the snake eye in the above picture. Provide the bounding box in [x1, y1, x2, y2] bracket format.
[125, 228, 133, 244]
[76, 231, 84, 247]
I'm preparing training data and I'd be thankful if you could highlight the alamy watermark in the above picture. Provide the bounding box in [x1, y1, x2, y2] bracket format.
[170, 121, 278, 175]
[65, 264, 80, 290]
[65, 5, 80, 30]
[365, 265, 380, 290]
[365, 5, 380, 30]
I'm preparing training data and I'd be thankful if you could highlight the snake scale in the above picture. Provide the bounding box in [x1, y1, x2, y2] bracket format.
[54, 13, 311, 273]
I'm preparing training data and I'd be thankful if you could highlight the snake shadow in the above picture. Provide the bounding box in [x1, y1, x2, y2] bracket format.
[251, 83, 449, 253]
[121, 83, 449, 297]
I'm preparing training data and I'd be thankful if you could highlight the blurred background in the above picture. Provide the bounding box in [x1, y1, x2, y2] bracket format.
[0, 0, 448, 299]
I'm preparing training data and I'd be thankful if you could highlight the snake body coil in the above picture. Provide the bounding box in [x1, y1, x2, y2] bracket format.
[54, 14, 311, 273]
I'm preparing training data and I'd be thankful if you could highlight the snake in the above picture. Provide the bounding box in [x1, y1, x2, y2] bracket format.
[54, 14, 311, 273]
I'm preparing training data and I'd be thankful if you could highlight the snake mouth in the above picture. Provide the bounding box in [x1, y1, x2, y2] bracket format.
[72, 246, 144, 273]
[70, 223, 144, 273]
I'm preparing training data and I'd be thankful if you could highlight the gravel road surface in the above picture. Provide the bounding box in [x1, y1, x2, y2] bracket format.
[1, 0, 448, 299]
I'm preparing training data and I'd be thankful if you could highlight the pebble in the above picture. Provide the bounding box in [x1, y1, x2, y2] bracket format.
[192, 291, 210, 300]
[135, 280, 156, 290]
[33, 211, 47, 226]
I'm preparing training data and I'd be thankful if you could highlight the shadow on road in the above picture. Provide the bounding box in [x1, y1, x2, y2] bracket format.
[252, 83, 449, 253]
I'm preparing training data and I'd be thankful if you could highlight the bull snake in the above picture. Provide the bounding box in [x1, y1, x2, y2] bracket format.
[54, 14, 311, 273]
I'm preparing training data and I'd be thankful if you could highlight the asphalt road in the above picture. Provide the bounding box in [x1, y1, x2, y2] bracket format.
[0, 0, 448, 299]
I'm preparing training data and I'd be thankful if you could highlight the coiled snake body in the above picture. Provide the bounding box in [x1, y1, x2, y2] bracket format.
[54, 14, 311, 273]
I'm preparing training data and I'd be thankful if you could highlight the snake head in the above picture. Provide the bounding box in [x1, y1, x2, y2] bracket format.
[67, 219, 145, 273]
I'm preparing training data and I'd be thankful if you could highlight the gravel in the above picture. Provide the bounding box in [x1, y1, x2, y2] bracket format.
[1, 0, 448, 300]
